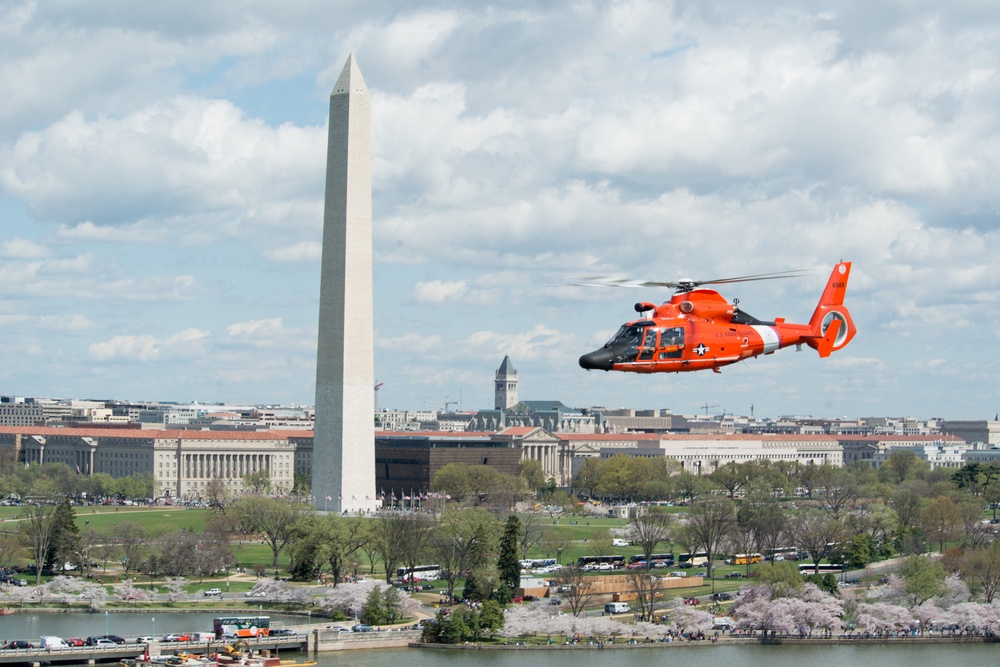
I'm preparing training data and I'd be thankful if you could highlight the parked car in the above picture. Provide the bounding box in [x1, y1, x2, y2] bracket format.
[351, 624, 374, 633]
[683, 597, 701, 605]
[204, 588, 222, 596]
[724, 571, 744, 579]
[711, 592, 733, 601]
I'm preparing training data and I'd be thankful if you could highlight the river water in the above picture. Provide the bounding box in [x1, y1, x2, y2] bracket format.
[3, 614, 994, 667]
[325, 644, 997, 667]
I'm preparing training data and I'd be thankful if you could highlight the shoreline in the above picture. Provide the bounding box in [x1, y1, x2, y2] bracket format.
[409, 634, 995, 649]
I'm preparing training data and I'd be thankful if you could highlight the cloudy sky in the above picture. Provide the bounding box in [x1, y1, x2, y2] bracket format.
[2, 0, 1000, 420]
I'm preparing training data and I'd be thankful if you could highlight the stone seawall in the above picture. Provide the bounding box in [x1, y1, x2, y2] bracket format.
[310, 628, 421, 651]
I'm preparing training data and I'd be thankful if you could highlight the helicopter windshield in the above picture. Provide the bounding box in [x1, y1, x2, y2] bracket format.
[604, 322, 653, 364]
[605, 322, 652, 348]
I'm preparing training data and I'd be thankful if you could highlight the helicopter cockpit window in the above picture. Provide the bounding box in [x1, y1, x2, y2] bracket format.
[657, 326, 685, 359]
[607, 322, 651, 363]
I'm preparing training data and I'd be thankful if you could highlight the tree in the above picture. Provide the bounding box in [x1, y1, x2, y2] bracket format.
[922, 495, 962, 552]
[243, 469, 272, 495]
[899, 554, 946, 606]
[372, 513, 419, 585]
[47, 497, 81, 571]
[110, 521, 148, 579]
[555, 566, 598, 617]
[538, 527, 574, 565]
[790, 510, 845, 575]
[845, 533, 876, 570]
[629, 505, 673, 567]
[518, 512, 545, 559]
[318, 515, 368, 586]
[431, 507, 499, 601]
[518, 459, 546, 491]
[232, 496, 307, 569]
[495, 515, 521, 604]
[962, 542, 1000, 603]
[205, 477, 233, 514]
[626, 567, 665, 621]
[362, 584, 403, 625]
[19, 503, 56, 585]
[478, 599, 505, 637]
[685, 497, 736, 578]
[879, 449, 928, 485]
[710, 461, 752, 498]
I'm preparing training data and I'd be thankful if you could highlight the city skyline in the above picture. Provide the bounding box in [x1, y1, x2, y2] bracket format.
[3, 3, 1000, 420]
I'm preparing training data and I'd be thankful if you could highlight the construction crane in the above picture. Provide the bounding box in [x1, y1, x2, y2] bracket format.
[700, 402, 719, 415]
[374, 381, 384, 411]
[422, 397, 457, 414]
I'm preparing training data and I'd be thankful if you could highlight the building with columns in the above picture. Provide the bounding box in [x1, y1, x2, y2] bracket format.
[2, 426, 295, 499]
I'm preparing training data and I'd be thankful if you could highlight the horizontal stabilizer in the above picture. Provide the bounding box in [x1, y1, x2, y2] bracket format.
[815, 318, 842, 358]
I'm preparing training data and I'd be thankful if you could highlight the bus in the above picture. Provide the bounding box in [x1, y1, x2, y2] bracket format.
[678, 551, 709, 567]
[733, 553, 763, 565]
[798, 563, 845, 574]
[396, 564, 442, 582]
[628, 553, 674, 567]
[577, 555, 626, 570]
[213, 616, 270, 638]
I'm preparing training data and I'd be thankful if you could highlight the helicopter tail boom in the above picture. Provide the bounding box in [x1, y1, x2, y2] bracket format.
[806, 262, 856, 357]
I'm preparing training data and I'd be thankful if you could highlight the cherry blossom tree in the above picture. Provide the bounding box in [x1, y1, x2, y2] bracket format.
[163, 576, 189, 603]
[113, 579, 151, 604]
[853, 602, 917, 633]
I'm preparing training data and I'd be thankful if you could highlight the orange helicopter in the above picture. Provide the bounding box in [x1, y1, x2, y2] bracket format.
[579, 262, 856, 373]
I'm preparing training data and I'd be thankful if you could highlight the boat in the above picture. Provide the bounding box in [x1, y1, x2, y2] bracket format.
[121, 654, 218, 667]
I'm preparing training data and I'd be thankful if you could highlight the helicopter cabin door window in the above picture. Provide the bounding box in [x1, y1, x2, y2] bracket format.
[638, 326, 658, 361]
[657, 327, 684, 359]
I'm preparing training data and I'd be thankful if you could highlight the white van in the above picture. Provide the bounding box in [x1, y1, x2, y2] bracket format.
[604, 602, 631, 615]
[40, 636, 70, 649]
[611, 538, 629, 547]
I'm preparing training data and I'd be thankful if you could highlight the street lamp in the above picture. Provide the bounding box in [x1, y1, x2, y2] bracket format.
[152, 617, 156, 638]
[105, 610, 109, 636]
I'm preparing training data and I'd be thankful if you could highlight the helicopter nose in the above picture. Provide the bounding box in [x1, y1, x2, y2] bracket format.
[579, 348, 614, 371]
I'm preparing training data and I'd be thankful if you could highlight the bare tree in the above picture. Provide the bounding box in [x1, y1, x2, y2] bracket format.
[19, 504, 56, 585]
[539, 528, 575, 565]
[790, 510, 845, 574]
[110, 521, 148, 578]
[629, 506, 673, 567]
[518, 513, 545, 559]
[685, 497, 736, 578]
[555, 566, 598, 617]
[626, 568, 666, 621]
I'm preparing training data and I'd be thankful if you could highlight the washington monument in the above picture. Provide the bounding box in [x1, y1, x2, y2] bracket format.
[313, 54, 376, 513]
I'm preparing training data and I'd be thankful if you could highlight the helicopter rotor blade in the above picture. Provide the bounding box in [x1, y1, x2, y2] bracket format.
[571, 269, 814, 291]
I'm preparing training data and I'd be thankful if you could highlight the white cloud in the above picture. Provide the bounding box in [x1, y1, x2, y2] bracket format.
[0, 237, 50, 259]
[376, 332, 442, 353]
[89, 328, 209, 361]
[227, 318, 284, 338]
[0, 313, 95, 332]
[411, 279, 467, 304]
[261, 241, 321, 263]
